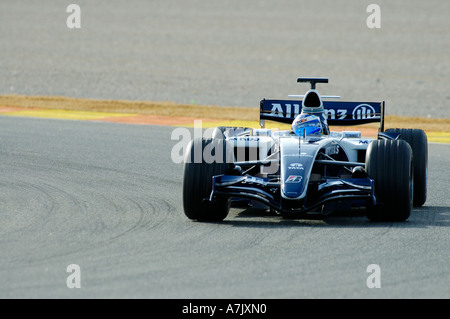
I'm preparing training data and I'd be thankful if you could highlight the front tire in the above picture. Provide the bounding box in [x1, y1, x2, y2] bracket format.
[182, 138, 233, 221]
[365, 139, 413, 221]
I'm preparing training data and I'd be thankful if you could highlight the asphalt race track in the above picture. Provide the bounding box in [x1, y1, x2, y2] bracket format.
[0, 116, 448, 298]
[1, 0, 449, 119]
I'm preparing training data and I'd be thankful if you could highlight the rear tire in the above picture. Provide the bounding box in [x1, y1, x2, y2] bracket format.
[182, 138, 233, 221]
[365, 139, 413, 222]
[384, 128, 428, 207]
[211, 126, 252, 140]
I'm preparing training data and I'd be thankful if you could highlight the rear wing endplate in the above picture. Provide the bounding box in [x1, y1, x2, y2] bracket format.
[259, 99, 385, 131]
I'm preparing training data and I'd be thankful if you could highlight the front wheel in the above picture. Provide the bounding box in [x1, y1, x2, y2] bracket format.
[182, 138, 233, 221]
[365, 139, 413, 222]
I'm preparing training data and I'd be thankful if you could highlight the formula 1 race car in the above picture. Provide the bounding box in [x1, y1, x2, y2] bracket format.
[182, 77, 428, 222]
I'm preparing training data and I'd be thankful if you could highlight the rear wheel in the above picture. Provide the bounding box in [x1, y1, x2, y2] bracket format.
[384, 128, 428, 207]
[365, 139, 413, 221]
[211, 126, 252, 140]
[182, 138, 233, 221]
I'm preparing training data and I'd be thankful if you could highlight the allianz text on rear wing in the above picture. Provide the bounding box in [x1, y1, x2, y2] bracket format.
[259, 99, 385, 132]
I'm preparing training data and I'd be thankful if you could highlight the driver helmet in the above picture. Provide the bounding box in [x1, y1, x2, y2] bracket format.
[291, 113, 323, 136]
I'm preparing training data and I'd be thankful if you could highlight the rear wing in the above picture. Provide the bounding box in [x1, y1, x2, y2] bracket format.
[259, 99, 385, 131]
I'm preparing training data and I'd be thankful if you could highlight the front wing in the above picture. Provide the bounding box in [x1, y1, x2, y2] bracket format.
[209, 174, 376, 216]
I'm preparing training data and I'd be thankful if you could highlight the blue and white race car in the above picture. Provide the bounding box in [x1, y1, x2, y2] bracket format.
[182, 77, 428, 222]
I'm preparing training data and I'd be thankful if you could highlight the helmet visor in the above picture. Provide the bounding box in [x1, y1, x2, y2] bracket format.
[294, 125, 321, 136]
